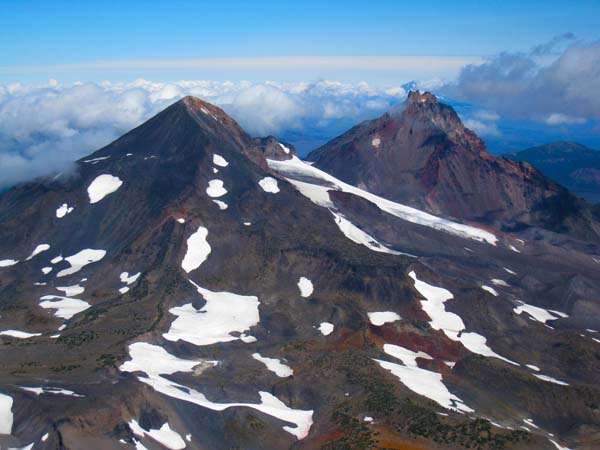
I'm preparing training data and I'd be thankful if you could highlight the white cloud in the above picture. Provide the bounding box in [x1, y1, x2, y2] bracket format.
[0, 79, 407, 188]
[463, 118, 501, 137]
[472, 110, 500, 122]
[224, 84, 304, 135]
[459, 109, 501, 137]
[444, 38, 600, 124]
[543, 113, 586, 126]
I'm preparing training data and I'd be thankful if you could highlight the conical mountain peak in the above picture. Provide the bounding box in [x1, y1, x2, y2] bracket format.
[76, 96, 255, 168]
[180, 96, 233, 124]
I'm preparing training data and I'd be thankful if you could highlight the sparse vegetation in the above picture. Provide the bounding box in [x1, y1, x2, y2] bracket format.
[320, 349, 531, 450]
[322, 408, 378, 450]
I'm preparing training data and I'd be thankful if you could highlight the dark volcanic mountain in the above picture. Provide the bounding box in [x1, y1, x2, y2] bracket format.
[307, 91, 600, 240]
[506, 141, 600, 204]
[1, 96, 600, 450]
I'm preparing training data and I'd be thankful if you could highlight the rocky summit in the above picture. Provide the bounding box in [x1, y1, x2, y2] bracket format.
[0, 95, 599, 450]
[307, 91, 600, 241]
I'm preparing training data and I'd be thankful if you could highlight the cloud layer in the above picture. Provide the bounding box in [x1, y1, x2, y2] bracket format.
[0, 79, 406, 188]
[445, 38, 600, 126]
[3, 38, 600, 189]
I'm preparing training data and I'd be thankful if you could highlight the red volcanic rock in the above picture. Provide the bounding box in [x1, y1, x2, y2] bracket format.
[307, 91, 600, 240]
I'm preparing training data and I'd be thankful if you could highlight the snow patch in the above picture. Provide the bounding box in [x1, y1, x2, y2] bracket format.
[297, 277, 313, 297]
[213, 154, 229, 167]
[0, 259, 18, 267]
[513, 301, 568, 324]
[375, 344, 473, 413]
[83, 156, 110, 163]
[212, 199, 228, 210]
[120, 272, 141, 285]
[331, 211, 409, 256]
[383, 343, 433, 366]
[56, 249, 106, 277]
[481, 285, 498, 296]
[39, 296, 91, 319]
[279, 142, 291, 154]
[318, 322, 334, 336]
[258, 177, 280, 193]
[181, 226, 211, 273]
[268, 156, 497, 245]
[368, 311, 401, 326]
[409, 271, 518, 365]
[119, 272, 140, 294]
[120, 343, 313, 439]
[549, 439, 572, 450]
[129, 419, 186, 450]
[56, 203, 74, 218]
[200, 107, 218, 121]
[56, 284, 85, 297]
[0, 330, 42, 339]
[252, 353, 293, 377]
[0, 393, 13, 434]
[533, 374, 569, 386]
[523, 418, 539, 429]
[87, 174, 123, 203]
[163, 281, 260, 346]
[25, 244, 50, 260]
[9, 443, 34, 450]
[20, 386, 82, 397]
[206, 179, 227, 198]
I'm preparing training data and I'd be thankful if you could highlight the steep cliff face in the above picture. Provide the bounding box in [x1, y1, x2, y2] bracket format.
[307, 91, 600, 239]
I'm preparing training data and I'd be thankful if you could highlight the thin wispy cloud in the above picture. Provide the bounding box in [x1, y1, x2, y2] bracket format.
[0, 56, 484, 74]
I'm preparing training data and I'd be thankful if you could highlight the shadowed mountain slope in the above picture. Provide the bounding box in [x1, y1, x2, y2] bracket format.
[506, 141, 600, 203]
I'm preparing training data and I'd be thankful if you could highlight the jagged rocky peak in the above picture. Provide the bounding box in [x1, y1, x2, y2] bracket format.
[406, 89, 438, 104]
[253, 135, 296, 161]
[397, 90, 487, 153]
[307, 92, 600, 239]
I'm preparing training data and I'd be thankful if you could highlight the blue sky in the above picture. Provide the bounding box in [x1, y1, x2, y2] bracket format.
[1, 0, 600, 188]
[2, 0, 600, 84]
